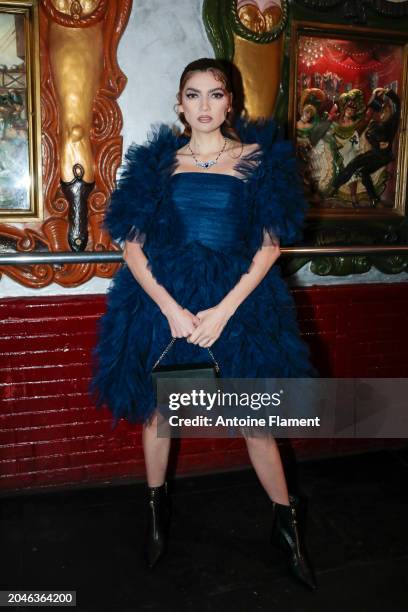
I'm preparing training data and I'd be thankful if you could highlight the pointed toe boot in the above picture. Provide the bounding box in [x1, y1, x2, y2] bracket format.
[144, 481, 171, 569]
[270, 494, 318, 591]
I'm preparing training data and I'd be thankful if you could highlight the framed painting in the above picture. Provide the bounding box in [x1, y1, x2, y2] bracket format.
[0, 0, 42, 221]
[289, 21, 408, 218]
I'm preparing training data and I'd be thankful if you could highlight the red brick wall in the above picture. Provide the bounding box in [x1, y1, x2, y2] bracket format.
[1, 283, 407, 495]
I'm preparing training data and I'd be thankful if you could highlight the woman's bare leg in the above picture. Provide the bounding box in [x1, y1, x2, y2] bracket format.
[244, 434, 290, 505]
[143, 415, 289, 501]
[142, 411, 171, 487]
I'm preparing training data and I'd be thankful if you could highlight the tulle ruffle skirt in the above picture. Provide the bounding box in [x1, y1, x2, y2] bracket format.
[91, 243, 316, 427]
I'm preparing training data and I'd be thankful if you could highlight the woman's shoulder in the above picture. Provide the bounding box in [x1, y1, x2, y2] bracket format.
[229, 141, 261, 156]
[119, 123, 185, 177]
[242, 142, 262, 156]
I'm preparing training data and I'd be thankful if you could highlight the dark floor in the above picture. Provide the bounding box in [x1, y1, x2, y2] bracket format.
[1, 446, 408, 612]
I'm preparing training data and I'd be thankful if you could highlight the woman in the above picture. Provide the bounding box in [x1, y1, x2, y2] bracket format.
[92, 58, 317, 590]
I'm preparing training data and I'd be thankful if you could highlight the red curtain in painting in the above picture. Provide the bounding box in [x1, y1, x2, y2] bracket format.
[298, 38, 403, 103]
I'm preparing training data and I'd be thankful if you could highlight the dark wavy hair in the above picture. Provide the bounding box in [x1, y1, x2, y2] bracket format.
[175, 58, 241, 143]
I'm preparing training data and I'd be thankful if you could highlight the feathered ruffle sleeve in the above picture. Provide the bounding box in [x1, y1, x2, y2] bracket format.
[103, 123, 180, 245]
[233, 117, 309, 254]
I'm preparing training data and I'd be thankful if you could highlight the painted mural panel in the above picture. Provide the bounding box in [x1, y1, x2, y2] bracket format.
[293, 31, 406, 214]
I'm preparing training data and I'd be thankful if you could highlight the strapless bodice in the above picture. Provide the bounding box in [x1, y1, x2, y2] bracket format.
[169, 172, 249, 252]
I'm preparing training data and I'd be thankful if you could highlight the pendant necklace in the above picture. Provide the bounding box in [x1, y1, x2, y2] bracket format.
[187, 137, 228, 169]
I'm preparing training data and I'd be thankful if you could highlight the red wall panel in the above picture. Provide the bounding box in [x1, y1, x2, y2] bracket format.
[1, 283, 407, 495]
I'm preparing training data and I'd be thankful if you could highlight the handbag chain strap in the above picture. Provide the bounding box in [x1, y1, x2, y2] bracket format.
[152, 337, 220, 374]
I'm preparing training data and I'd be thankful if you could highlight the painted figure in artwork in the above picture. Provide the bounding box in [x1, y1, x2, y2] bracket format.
[297, 86, 400, 208]
[315, 89, 369, 205]
[330, 87, 400, 208]
[295, 36, 403, 209]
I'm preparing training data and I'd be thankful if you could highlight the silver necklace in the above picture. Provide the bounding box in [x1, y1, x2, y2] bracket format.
[187, 137, 228, 169]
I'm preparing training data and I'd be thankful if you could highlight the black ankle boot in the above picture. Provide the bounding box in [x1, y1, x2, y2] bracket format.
[271, 494, 318, 591]
[144, 481, 171, 569]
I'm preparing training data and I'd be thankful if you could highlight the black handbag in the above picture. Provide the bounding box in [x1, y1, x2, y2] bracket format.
[151, 337, 221, 393]
[152, 338, 223, 430]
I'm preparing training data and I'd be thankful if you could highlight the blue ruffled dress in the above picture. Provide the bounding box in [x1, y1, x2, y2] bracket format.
[91, 118, 316, 428]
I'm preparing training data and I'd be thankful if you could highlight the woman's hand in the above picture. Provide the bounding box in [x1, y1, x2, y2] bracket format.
[187, 305, 232, 348]
[163, 303, 201, 338]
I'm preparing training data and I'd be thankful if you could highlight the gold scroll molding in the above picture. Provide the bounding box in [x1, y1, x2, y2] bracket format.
[41, 0, 108, 26]
[0, 0, 132, 288]
[234, 2, 285, 118]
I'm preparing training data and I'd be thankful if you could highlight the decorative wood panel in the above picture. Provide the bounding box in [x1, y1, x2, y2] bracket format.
[0, 0, 132, 288]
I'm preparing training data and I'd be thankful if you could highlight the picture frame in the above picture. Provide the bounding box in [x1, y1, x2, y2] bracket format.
[0, 0, 42, 221]
[289, 20, 408, 219]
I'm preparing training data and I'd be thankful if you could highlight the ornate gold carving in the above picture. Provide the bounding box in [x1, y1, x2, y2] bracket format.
[49, 21, 103, 182]
[41, 0, 108, 27]
[233, 1, 286, 118]
[52, 1, 101, 18]
[233, 34, 284, 118]
[238, 3, 283, 33]
[0, 0, 130, 287]
[263, 6, 283, 30]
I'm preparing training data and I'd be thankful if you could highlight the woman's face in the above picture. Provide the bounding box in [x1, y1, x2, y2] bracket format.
[344, 104, 356, 119]
[301, 108, 312, 122]
[178, 70, 231, 133]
